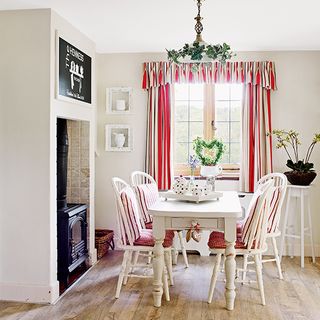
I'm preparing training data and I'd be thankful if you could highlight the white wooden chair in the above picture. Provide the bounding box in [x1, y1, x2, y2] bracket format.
[131, 171, 189, 268]
[111, 177, 174, 300]
[241, 173, 287, 281]
[207, 180, 275, 305]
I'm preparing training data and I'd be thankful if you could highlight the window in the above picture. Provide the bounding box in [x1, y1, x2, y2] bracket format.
[174, 83, 242, 176]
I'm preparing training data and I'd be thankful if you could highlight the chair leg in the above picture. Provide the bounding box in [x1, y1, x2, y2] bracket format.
[162, 267, 170, 302]
[123, 251, 132, 285]
[164, 250, 174, 286]
[172, 247, 178, 265]
[115, 250, 129, 298]
[221, 254, 225, 272]
[177, 231, 189, 268]
[254, 254, 266, 305]
[271, 237, 283, 280]
[147, 251, 152, 264]
[242, 254, 248, 283]
[208, 253, 221, 304]
[131, 251, 139, 273]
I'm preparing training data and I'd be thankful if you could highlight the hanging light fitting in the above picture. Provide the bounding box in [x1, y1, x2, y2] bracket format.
[166, 0, 234, 65]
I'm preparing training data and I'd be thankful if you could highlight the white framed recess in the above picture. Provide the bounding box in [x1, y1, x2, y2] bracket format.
[105, 124, 133, 152]
[106, 87, 132, 114]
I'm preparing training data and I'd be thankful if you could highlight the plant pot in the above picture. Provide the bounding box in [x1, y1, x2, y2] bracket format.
[200, 165, 222, 177]
[284, 171, 317, 186]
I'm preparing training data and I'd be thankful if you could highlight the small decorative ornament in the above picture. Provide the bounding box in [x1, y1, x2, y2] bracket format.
[186, 221, 201, 243]
[203, 185, 211, 195]
[172, 175, 188, 194]
[191, 185, 203, 196]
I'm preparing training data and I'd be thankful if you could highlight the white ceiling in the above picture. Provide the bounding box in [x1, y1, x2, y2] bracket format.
[1, 0, 320, 53]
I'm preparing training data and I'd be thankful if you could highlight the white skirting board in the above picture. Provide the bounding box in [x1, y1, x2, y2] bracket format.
[0, 281, 60, 304]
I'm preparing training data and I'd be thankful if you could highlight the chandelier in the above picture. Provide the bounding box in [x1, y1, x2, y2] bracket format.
[166, 0, 234, 65]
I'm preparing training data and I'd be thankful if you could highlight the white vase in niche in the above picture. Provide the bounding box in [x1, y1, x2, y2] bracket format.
[113, 133, 126, 148]
[115, 99, 126, 111]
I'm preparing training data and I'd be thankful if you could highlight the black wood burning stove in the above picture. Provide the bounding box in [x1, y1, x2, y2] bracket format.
[56, 118, 88, 287]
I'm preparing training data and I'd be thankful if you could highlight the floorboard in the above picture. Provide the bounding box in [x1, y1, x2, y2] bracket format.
[0, 252, 319, 320]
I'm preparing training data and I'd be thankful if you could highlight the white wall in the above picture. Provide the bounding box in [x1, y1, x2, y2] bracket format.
[49, 10, 97, 297]
[0, 9, 52, 302]
[0, 8, 97, 303]
[95, 51, 320, 256]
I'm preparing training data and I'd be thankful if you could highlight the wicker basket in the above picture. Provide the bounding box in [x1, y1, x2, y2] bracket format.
[95, 229, 114, 259]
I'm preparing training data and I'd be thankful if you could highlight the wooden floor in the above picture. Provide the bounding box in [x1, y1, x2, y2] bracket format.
[1, 252, 319, 320]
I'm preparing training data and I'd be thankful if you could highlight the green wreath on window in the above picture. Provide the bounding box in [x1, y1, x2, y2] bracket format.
[193, 137, 225, 166]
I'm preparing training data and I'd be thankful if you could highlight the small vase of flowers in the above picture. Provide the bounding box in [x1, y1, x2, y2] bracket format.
[269, 130, 320, 185]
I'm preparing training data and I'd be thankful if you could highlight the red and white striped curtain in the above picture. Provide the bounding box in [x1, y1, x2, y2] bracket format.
[142, 61, 277, 192]
[240, 84, 273, 192]
[145, 84, 172, 190]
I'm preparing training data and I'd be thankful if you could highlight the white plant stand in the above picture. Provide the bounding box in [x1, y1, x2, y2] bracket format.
[280, 184, 316, 268]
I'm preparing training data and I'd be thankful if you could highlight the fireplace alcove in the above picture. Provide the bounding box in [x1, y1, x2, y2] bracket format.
[56, 118, 90, 292]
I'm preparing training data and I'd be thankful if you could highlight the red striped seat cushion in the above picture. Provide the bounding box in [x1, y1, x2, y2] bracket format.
[241, 193, 262, 245]
[145, 222, 153, 229]
[237, 188, 281, 237]
[120, 187, 141, 242]
[208, 231, 247, 249]
[267, 188, 281, 233]
[135, 183, 159, 224]
[134, 229, 174, 248]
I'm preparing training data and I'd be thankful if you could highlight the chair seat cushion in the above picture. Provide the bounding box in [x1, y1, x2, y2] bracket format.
[133, 229, 174, 248]
[145, 222, 153, 229]
[237, 222, 243, 236]
[208, 231, 247, 249]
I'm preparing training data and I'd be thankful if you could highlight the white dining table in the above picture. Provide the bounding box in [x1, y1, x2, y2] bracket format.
[148, 191, 242, 310]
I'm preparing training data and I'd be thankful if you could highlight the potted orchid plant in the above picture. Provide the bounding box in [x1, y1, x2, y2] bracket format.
[269, 129, 320, 185]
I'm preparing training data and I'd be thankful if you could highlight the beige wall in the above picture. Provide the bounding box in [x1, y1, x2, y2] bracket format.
[96, 51, 320, 256]
[0, 9, 52, 301]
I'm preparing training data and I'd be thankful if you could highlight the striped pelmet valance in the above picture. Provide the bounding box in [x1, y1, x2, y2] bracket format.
[142, 61, 277, 90]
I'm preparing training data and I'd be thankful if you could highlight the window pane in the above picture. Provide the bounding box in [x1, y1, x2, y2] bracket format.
[230, 143, 240, 164]
[230, 122, 240, 143]
[220, 144, 230, 163]
[190, 101, 203, 121]
[175, 101, 188, 121]
[175, 122, 188, 142]
[189, 84, 203, 100]
[190, 122, 203, 141]
[175, 143, 188, 163]
[175, 84, 189, 100]
[215, 101, 229, 121]
[231, 101, 241, 121]
[215, 122, 229, 142]
[231, 84, 243, 100]
[215, 84, 230, 100]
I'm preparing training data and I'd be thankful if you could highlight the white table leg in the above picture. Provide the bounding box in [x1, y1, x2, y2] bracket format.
[300, 190, 304, 268]
[224, 218, 237, 311]
[152, 216, 166, 307]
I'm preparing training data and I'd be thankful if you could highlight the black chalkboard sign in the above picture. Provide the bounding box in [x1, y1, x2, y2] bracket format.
[58, 37, 92, 104]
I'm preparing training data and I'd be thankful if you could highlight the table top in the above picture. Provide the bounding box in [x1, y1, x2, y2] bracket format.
[148, 191, 242, 219]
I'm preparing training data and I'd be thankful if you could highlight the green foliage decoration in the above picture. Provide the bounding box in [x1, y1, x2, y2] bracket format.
[166, 42, 234, 69]
[193, 137, 225, 166]
[268, 130, 320, 172]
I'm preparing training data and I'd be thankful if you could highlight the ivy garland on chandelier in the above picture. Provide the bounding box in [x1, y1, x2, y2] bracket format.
[166, 0, 234, 67]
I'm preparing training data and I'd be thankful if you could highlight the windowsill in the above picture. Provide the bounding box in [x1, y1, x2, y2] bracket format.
[174, 174, 239, 181]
